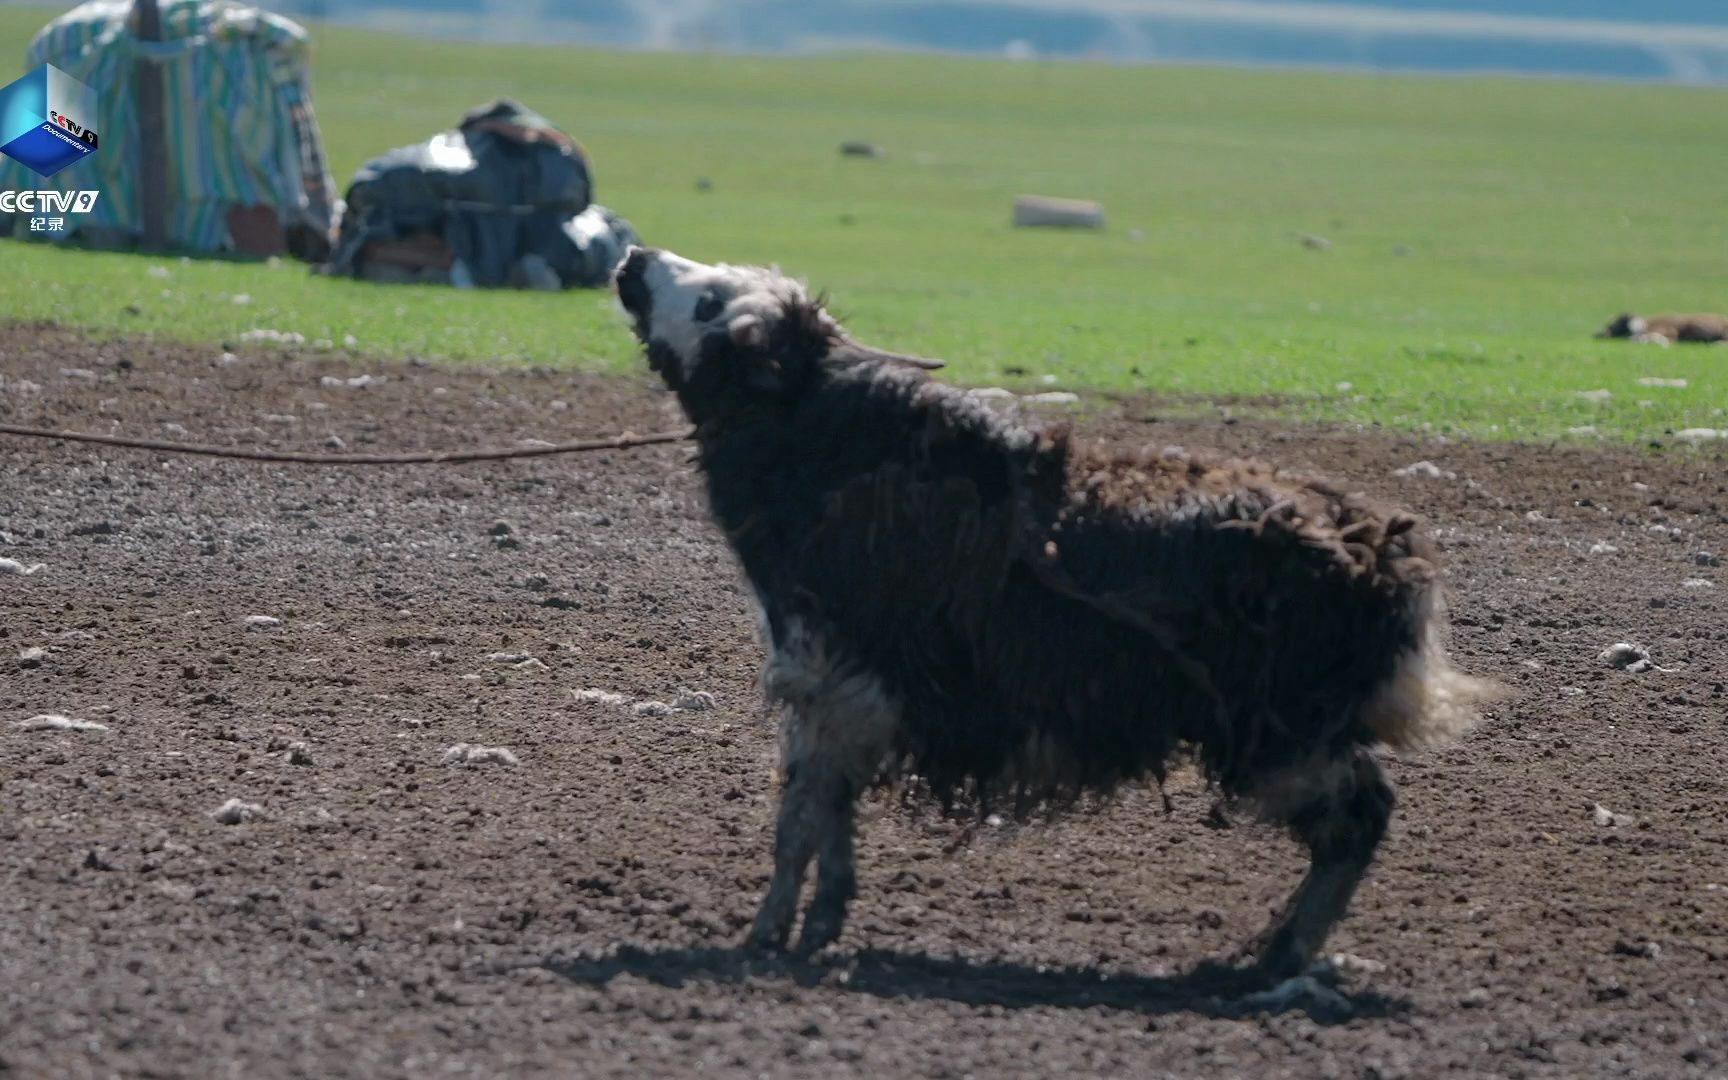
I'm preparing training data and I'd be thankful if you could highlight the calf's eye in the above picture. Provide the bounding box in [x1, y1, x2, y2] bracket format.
[694, 293, 724, 321]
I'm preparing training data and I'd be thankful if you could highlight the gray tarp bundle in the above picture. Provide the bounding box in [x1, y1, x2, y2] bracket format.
[321, 98, 638, 289]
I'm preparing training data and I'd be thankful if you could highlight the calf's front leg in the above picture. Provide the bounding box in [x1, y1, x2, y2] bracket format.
[747, 673, 891, 954]
[747, 740, 842, 951]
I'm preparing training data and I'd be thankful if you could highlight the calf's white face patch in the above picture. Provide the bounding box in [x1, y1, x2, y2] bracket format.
[619, 247, 828, 380]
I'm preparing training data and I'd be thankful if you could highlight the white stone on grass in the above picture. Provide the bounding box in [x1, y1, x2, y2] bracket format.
[1023, 391, 1080, 406]
[239, 328, 305, 345]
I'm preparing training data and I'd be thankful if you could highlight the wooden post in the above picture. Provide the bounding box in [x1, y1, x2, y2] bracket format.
[132, 0, 169, 251]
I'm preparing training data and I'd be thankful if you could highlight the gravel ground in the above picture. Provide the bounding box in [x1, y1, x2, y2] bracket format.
[2, 322, 1725, 1079]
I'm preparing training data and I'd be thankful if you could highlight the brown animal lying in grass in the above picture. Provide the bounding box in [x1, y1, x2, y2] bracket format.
[1596, 313, 1728, 345]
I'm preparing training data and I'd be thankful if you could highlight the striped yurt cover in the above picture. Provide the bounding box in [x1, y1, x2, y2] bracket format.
[0, 0, 336, 254]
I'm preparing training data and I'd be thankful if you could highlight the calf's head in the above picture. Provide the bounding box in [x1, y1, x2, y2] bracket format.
[613, 246, 941, 419]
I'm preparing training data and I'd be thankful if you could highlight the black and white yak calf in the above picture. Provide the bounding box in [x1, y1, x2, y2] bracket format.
[614, 246, 1501, 984]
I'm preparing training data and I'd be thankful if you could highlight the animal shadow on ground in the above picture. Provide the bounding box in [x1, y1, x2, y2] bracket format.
[536, 945, 1407, 1025]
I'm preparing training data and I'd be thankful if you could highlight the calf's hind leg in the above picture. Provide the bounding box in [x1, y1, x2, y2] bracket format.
[1250, 748, 1394, 982]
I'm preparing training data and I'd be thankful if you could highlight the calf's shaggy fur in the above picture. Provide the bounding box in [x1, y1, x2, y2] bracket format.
[615, 246, 1499, 982]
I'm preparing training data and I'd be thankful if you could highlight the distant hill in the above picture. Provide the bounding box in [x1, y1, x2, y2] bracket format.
[1237, 0, 1723, 23]
[26, 0, 1728, 83]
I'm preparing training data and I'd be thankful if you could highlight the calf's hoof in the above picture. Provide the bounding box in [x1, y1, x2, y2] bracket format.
[1253, 938, 1314, 987]
[745, 913, 794, 954]
[793, 915, 844, 957]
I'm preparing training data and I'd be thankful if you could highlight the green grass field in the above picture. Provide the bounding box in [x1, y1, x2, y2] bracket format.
[3, 5, 1727, 442]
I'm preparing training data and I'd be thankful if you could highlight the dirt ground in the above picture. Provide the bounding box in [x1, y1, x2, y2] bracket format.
[2, 321, 1725, 1080]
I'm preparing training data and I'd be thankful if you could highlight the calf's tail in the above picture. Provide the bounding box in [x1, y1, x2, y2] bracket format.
[1361, 587, 1505, 751]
